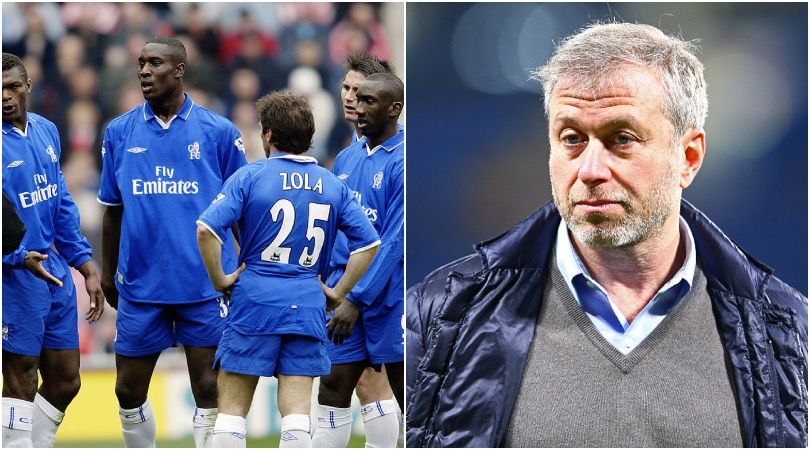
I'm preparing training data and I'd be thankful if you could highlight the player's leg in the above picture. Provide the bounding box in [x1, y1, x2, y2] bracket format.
[2, 267, 53, 447]
[383, 361, 404, 411]
[211, 369, 258, 448]
[34, 349, 80, 448]
[313, 287, 370, 448]
[277, 375, 314, 448]
[185, 346, 218, 447]
[277, 334, 330, 449]
[2, 352, 39, 448]
[356, 366, 400, 448]
[34, 270, 82, 448]
[312, 361, 366, 447]
[114, 298, 174, 448]
[176, 298, 228, 448]
[115, 353, 160, 448]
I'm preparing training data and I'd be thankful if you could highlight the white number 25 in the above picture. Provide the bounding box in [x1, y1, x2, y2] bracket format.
[260, 199, 331, 268]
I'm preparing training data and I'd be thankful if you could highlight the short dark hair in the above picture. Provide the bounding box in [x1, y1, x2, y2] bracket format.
[365, 72, 404, 104]
[345, 52, 394, 77]
[2, 53, 28, 79]
[145, 36, 187, 65]
[256, 91, 314, 155]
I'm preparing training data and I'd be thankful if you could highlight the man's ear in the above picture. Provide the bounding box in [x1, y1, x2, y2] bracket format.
[175, 62, 186, 79]
[389, 101, 403, 118]
[679, 127, 706, 189]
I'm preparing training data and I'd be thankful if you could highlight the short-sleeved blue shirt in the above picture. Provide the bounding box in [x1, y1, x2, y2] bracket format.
[198, 153, 380, 338]
[98, 94, 247, 303]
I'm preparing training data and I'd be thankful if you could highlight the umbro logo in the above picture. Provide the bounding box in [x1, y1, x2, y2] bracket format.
[127, 147, 148, 153]
[6, 160, 24, 168]
[338, 174, 349, 180]
[211, 193, 225, 204]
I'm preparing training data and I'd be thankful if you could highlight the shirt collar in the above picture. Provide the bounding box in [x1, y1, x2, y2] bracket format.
[268, 152, 318, 164]
[2, 115, 38, 136]
[555, 215, 697, 311]
[142, 93, 194, 126]
[364, 125, 404, 156]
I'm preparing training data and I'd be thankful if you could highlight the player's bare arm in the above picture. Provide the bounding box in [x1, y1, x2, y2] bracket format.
[197, 224, 245, 295]
[76, 260, 104, 322]
[324, 244, 379, 344]
[100, 204, 122, 309]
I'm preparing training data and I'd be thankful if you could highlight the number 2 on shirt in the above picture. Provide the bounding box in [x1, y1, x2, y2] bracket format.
[261, 199, 331, 267]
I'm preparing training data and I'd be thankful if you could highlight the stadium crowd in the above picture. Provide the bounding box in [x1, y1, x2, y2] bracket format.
[2, 2, 401, 364]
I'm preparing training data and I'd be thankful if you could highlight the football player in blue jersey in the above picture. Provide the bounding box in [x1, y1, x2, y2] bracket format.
[196, 91, 380, 448]
[97, 37, 247, 448]
[313, 53, 402, 448]
[2, 53, 105, 448]
[316, 72, 405, 441]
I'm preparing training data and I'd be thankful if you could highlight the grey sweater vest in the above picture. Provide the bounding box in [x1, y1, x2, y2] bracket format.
[503, 259, 743, 447]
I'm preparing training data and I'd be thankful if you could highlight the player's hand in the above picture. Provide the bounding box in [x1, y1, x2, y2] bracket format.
[318, 275, 343, 312]
[23, 251, 63, 287]
[79, 264, 105, 323]
[326, 300, 359, 345]
[100, 273, 119, 310]
[214, 263, 246, 297]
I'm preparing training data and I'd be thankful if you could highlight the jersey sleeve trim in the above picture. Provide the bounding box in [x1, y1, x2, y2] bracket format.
[350, 239, 381, 255]
[96, 198, 123, 206]
[196, 219, 224, 245]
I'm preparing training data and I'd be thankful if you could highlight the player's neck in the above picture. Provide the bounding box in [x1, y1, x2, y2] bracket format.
[5, 111, 28, 132]
[149, 90, 186, 122]
[366, 122, 398, 149]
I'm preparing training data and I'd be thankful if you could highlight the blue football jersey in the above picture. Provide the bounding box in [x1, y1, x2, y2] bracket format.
[330, 126, 404, 309]
[198, 153, 380, 338]
[97, 94, 247, 303]
[2, 113, 92, 272]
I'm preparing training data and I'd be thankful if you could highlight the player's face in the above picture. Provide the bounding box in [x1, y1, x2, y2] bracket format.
[2, 66, 31, 129]
[548, 66, 684, 248]
[138, 43, 183, 101]
[355, 80, 391, 139]
[341, 70, 366, 123]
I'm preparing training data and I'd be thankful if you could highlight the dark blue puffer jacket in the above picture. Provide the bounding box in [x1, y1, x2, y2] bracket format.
[407, 200, 807, 448]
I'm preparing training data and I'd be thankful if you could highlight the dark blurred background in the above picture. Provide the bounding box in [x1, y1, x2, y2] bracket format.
[2, 1, 404, 363]
[406, 3, 808, 296]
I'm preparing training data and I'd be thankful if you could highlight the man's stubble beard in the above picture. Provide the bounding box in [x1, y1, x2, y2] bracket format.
[550, 159, 681, 249]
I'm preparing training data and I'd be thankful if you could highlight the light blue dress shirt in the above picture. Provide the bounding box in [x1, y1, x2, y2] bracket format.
[555, 217, 696, 354]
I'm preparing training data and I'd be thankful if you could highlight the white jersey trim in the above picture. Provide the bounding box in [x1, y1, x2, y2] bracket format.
[269, 154, 319, 164]
[196, 220, 224, 245]
[349, 239, 381, 255]
[366, 139, 404, 156]
[96, 197, 123, 206]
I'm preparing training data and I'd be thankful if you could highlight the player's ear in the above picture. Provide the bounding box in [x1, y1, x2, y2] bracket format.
[175, 62, 186, 79]
[388, 101, 402, 118]
[25, 79, 32, 94]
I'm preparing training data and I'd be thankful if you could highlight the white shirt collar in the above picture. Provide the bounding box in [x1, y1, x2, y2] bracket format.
[269, 154, 318, 164]
[555, 215, 697, 304]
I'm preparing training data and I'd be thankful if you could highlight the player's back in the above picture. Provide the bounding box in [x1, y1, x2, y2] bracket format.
[199, 153, 380, 338]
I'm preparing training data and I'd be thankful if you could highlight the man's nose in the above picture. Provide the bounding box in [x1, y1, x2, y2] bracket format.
[2, 88, 11, 102]
[577, 140, 612, 185]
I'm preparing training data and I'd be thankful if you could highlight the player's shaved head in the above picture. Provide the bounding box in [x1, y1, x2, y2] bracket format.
[144, 36, 188, 65]
[2, 53, 27, 79]
[345, 52, 394, 77]
[364, 72, 404, 104]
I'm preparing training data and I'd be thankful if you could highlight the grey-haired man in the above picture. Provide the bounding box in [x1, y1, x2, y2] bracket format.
[407, 22, 807, 448]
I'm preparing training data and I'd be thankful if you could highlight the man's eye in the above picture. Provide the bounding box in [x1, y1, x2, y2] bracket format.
[561, 134, 582, 145]
[614, 133, 635, 145]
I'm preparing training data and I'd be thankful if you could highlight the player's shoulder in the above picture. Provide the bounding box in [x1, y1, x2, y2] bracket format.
[106, 103, 145, 133]
[191, 103, 238, 132]
[28, 112, 56, 131]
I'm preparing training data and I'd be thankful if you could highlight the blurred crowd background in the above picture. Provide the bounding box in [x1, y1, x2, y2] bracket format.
[407, 3, 808, 295]
[2, 2, 404, 366]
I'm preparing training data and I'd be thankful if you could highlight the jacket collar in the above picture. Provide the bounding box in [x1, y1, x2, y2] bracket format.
[474, 199, 772, 299]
